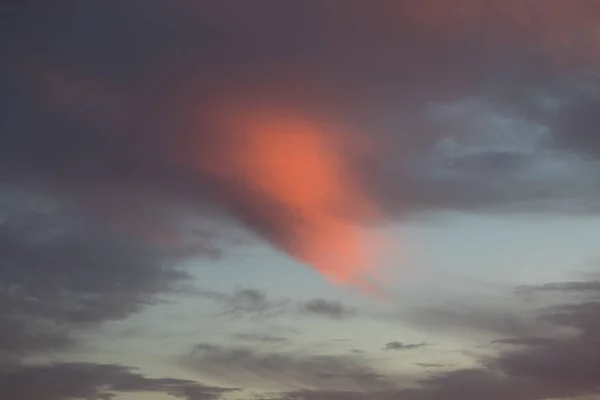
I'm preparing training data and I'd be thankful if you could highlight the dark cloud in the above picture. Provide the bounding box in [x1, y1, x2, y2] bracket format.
[298, 299, 359, 320]
[481, 289, 600, 398]
[383, 341, 427, 351]
[403, 278, 600, 400]
[0, 362, 237, 400]
[3, 1, 600, 277]
[548, 92, 600, 157]
[183, 343, 392, 392]
[414, 363, 449, 369]
[0, 186, 198, 359]
[2, 2, 600, 315]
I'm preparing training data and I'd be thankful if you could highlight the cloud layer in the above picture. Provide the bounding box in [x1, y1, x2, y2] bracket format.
[0, 362, 236, 400]
[4, 2, 600, 399]
[4, 1, 600, 288]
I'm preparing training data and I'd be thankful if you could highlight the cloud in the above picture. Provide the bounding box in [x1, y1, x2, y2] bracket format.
[404, 278, 600, 400]
[232, 333, 291, 345]
[199, 287, 361, 321]
[7, 2, 600, 398]
[0, 186, 198, 359]
[298, 299, 359, 320]
[0, 362, 237, 400]
[519, 280, 600, 295]
[408, 307, 600, 400]
[399, 299, 546, 340]
[414, 363, 449, 369]
[182, 343, 393, 392]
[199, 288, 290, 319]
[5, 1, 600, 293]
[491, 337, 557, 347]
[383, 341, 427, 351]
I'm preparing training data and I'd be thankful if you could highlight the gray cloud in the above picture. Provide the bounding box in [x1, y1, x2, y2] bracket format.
[408, 278, 600, 400]
[519, 280, 600, 296]
[199, 288, 290, 319]
[199, 288, 360, 321]
[232, 333, 291, 345]
[298, 299, 359, 320]
[0, 362, 237, 400]
[0, 186, 197, 359]
[383, 341, 427, 351]
[491, 337, 557, 348]
[414, 363, 449, 369]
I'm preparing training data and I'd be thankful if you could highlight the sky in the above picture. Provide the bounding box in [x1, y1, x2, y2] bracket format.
[3, 1, 600, 399]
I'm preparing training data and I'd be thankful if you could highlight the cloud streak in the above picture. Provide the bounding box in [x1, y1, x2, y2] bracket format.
[383, 341, 428, 351]
[198, 288, 361, 321]
[0, 362, 237, 400]
[183, 343, 393, 392]
[298, 299, 359, 320]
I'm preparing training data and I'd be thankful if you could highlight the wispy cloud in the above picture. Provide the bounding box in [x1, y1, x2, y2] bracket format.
[382, 341, 428, 351]
[231, 333, 291, 345]
[198, 288, 290, 319]
[182, 343, 393, 392]
[298, 299, 359, 320]
[198, 288, 362, 321]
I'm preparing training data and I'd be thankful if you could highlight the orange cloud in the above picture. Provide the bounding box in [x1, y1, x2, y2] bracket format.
[187, 103, 389, 293]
